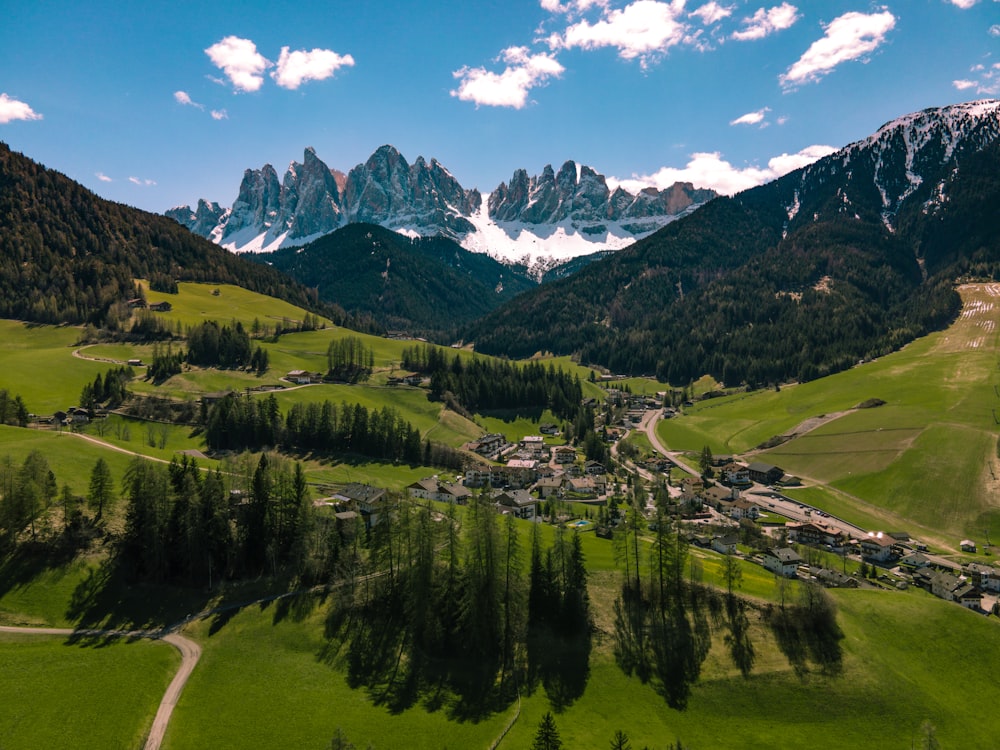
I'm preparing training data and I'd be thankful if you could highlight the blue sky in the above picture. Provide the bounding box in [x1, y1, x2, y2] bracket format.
[2, 0, 998, 212]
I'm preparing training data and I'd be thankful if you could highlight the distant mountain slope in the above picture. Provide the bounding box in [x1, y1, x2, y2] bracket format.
[0, 142, 332, 325]
[252, 223, 536, 337]
[465, 100, 1000, 385]
[167, 146, 714, 272]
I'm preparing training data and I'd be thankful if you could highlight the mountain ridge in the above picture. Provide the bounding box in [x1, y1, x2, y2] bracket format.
[166, 147, 715, 270]
[464, 99, 1000, 385]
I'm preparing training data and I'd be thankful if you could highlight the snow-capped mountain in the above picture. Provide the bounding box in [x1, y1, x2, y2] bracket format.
[166, 146, 714, 271]
[781, 98, 1000, 235]
[466, 99, 1000, 381]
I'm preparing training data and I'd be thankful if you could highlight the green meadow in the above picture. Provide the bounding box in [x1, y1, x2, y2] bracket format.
[658, 284, 1000, 547]
[0, 633, 178, 750]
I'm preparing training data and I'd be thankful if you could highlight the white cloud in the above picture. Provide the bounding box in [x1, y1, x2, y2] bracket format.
[271, 47, 355, 89]
[732, 3, 800, 41]
[211, 109, 228, 120]
[0, 93, 43, 124]
[551, 0, 689, 66]
[945, 0, 978, 7]
[776, 115, 789, 125]
[95, 172, 112, 182]
[690, 2, 733, 24]
[990, 24, 1000, 37]
[958, 61, 1000, 95]
[780, 10, 896, 89]
[129, 177, 157, 186]
[173, 90, 204, 109]
[730, 107, 771, 126]
[609, 144, 836, 196]
[451, 46, 564, 108]
[205, 36, 271, 92]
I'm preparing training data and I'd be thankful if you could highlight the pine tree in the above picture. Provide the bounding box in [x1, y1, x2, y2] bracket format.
[532, 712, 563, 750]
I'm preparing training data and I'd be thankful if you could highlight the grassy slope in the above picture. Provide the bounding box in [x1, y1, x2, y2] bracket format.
[657, 284, 1000, 546]
[0, 633, 178, 750]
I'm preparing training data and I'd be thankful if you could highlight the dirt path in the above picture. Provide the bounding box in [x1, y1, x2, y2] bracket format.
[145, 633, 202, 750]
[0, 625, 201, 750]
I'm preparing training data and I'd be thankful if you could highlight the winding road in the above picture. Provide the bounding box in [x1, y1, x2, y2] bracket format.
[0, 624, 201, 750]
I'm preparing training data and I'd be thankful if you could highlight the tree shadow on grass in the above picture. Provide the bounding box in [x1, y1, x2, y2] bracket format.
[0, 541, 79, 605]
[317, 589, 513, 723]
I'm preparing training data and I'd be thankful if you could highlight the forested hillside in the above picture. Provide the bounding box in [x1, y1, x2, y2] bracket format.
[0, 143, 338, 326]
[253, 223, 536, 338]
[466, 104, 1000, 386]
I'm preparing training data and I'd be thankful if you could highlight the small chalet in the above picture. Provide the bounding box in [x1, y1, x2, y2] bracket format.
[534, 475, 564, 499]
[809, 567, 858, 589]
[334, 483, 387, 528]
[504, 459, 539, 488]
[720, 462, 750, 486]
[540, 423, 559, 435]
[860, 532, 896, 562]
[584, 460, 605, 476]
[787, 521, 844, 548]
[471, 433, 506, 457]
[711, 534, 739, 555]
[960, 539, 977, 553]
[493, 489, 539, 520]
[953, 583, 982, 610]
[966, 563, 1000, 593]
[702, 484, 737, 510]
[747, 461, 784, 485]
[286, 370, 314, 385]
[729, 498, 759, 520]
[552, 446, 577, 465]
[899, 551, 931, 570]
[149, 301, 172, 312]
[763, 547, 803, 578]
[565, 477, 597, 498]
[407, 478, 472, 505]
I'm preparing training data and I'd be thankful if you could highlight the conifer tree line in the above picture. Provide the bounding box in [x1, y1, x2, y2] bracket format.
[0, 389, 30, 427]
[401, 343, 583, 421]
[117, 453, 332, 582]
[79, 366, 133, 410]
[203, 393, 428, 466]
[186, 320, 269, 372]
[327, 494, 592, 712]
[326, 336, 375, 382]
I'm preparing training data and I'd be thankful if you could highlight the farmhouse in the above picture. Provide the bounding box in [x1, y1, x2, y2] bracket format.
[552, 446, 577, 464]
[407, 478, 471, 505]
[334, 483, 387, 528]
[534, 474, 564, 498]
[286, 369, 315, 385]
[493, 489, 539, 520]
[711, 534, 739, 555]
[860, 532, 896, 562]
[960, 539, 977, 553]
[720, 462, 750, 486]
[787, 521, 844, 549]
[470, 433, 506, 457]
[763, 547, 803, 578]
[747, 461, 784, 485]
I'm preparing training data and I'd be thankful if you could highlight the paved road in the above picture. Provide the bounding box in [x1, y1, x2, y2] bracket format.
[0, 624, 201, 750]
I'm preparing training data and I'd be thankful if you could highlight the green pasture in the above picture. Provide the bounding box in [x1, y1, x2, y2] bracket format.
[0, 320, 104, 413]
[165, 604, 513, 750]
[0, 425, 139, 497]
[162, 577, 1000, 750]
[0, 633, 178, 750]
[143, 281, 324, 330]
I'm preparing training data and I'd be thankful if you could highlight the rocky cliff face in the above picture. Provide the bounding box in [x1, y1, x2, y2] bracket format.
[167, 146, 716, 263]
[488, 159, 714, 228]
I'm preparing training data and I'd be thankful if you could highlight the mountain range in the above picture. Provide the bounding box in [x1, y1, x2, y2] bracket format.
[166, 147, 715, 275]
[466, 99, 1000, 385]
